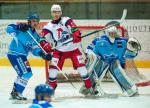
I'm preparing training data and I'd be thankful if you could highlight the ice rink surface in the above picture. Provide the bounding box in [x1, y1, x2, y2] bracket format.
[0, 66, 150, 108]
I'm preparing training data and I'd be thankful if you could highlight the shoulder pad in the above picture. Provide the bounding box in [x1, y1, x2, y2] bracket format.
[43, 22, 53, 30]
[61, 16, 71, 25]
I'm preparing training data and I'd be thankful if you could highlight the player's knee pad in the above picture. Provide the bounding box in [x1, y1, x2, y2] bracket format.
[49, 68, 58, 78]
[77, 66, 88, 77]
[48, 77, 58, 89]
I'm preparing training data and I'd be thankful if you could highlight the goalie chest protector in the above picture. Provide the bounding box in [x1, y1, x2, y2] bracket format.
[94, 36, 128, 60]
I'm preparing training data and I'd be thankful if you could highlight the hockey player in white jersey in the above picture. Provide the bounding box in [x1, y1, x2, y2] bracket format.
[41, 4, 97, 95]
[80, 23, 141, 97]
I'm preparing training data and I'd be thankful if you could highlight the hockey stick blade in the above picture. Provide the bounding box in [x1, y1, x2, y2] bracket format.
[135, 81, 150, 87]
[12, 99, 32, 104]
[120, 9, 127, 23]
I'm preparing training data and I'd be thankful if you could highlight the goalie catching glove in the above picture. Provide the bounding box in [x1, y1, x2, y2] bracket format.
[127, 37, 141, 53]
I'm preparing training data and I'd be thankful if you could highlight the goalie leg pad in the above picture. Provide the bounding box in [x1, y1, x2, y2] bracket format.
[123, 85, 138, 97]
[109, 61, 138, 96]
[89, 59, 109, 88]
[80, 58, 109, 96]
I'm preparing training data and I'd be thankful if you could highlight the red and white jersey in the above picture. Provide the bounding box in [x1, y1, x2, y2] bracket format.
[42, 16, 78, 52]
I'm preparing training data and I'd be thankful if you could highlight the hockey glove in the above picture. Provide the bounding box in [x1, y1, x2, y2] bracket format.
[39, 51, 52, 61]
[72, 29, 81, 43]
[17, 23, 29, 32]
[40, 40, 52, 53]
[127, 37, 141, 52]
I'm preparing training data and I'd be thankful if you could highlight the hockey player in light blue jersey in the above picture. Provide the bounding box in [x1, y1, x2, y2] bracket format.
[6, 13, 52, 100]
[80, 23, 141, 97]
[29, 84, 54, 108]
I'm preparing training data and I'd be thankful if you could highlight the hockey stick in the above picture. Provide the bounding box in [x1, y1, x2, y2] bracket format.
[52, 9, 127, 50]
[27, 31, 76, 89]
[82, 9, 127, 38]
[135, 81, 150, 87]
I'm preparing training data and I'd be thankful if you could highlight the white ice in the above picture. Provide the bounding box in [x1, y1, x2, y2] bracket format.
[0, 66, 150, 108]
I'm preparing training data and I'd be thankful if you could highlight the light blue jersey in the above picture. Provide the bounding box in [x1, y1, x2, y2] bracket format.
[6, 24, 43, 94]
[6, 24, 41, 56]
[87, 35, 138, 95]
[93, 35, 136, 63]
[87, 35, 136, 66]
[29, 99, 53, 108]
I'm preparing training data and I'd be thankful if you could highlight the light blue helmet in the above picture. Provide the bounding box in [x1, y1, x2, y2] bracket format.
[35, 84, 54, 96]
[27, 12, 40, 21]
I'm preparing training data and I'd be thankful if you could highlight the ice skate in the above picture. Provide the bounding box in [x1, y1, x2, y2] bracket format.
[79, 85, 99, 96]
[9, 87, 27, 100]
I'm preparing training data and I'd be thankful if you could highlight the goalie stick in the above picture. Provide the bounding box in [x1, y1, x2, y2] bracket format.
[81, 9, 127, 38]
[27, 31, 76, 89]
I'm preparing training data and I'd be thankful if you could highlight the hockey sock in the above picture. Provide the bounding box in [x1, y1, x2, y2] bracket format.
[48, 68, 58, 89]
[82, 75, 92, 88]
[77, 66, 92, 88]
[48, 77, 57, 89]
[14, 76, 28, 94]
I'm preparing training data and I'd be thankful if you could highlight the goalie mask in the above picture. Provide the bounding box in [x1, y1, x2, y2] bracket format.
[105, 26, 118, 43]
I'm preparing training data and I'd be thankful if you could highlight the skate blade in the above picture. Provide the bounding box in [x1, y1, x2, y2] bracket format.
[11, 99, 32, 104]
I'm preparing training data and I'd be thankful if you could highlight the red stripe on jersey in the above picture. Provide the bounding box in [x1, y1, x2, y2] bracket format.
[42, 29, 52, 37]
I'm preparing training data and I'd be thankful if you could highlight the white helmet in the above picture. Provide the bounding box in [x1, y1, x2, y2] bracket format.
[51, 4, 62, 12]
[106, 26, 117, 33]
[105, 26, 118, 41]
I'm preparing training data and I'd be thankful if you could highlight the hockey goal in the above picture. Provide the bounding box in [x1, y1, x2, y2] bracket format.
[45, 26, 148, 87]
